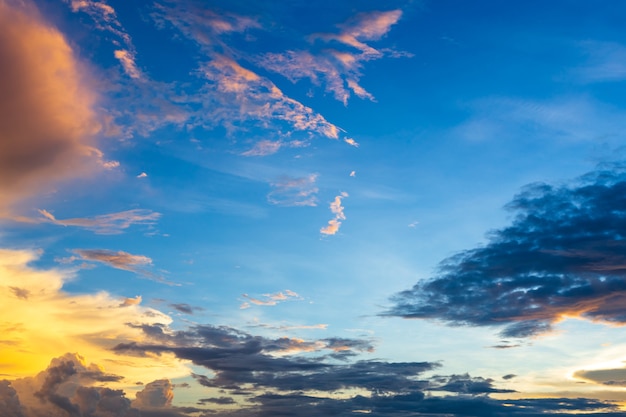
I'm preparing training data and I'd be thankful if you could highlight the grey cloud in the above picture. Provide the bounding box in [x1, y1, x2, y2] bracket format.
[386, 165, 626, 337]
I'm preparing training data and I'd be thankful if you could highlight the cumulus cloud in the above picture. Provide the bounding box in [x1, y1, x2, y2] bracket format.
[386, 165, 626, 337]
[38, 208, 160, 234]
[344, 137, 359, 147]
[258, 10, 404, 105]
[0, 249, 186, 382]
[0, 0, 105, 212]
[320, 192, 348, 235]
[267, 174, 319, 207]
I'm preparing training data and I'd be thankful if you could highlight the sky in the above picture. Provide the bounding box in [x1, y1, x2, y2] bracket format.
[4, 0, 626, 416]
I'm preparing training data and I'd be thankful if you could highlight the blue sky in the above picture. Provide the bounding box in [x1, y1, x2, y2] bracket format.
[4, 0, 626, 416]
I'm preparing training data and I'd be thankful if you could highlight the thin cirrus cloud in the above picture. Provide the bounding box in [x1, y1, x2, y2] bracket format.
[0, 0, 107, 213]
[240, 290, 301, 309]
[152, 1, 344, 148]
[69, 0, 142, 80]
[71, 248, 177, 285]
[267, 174, 319, 207]
[257, 10, 405, 105]
[38, 208, 160, 234]
[320, 192, 348, 235]
[385, 164, 626, 338]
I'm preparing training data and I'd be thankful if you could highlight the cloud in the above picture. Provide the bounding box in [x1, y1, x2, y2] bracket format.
[1, 352, 190, 417]
[39, 208, 160, 234]
[201, 55, 341, 140]
[344, 137, 359, 147]
[240, 290, 301, 309]
[114, 49, 142, 79]
[169, 303, 203, 315]
[258, 10, 404, 105]
[573, 41, 626, 83]
[267, 174, 319, 206]
[68, 0, 142, 80]
[70, 249, 177, 285]
[0, 249, 187, 382]
[110, 322, 626, 416]
[0, 0, 105, 213]
[132, 379, 173, 409]
[137, 172, 148, 178]
[120, 295, 142, 307]
[574, 367, 626, 386]
[350, 171, 356, 177]
[320, 192, 348, 235]
[385, 164, 626, 337]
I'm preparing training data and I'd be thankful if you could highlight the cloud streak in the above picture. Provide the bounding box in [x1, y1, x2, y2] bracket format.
[39, 209, 160, 234]
[386, 164, 626, 337]
[71, 249, 177, 285]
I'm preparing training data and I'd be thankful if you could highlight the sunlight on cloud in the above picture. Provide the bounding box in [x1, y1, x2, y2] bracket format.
[320, 192, 348, 235]
[0, 0, 104, 213]
[0, 248, 188, 382]
[259, 10, 404, 105]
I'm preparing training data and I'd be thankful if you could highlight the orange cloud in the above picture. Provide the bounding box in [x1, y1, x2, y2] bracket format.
[0, 1, 104, 213]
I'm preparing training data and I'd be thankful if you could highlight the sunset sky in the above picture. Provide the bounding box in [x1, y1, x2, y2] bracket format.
[4, 0, 626, 416]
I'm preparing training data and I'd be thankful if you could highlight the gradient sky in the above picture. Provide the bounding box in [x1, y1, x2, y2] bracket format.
[4, 0, 626, 416]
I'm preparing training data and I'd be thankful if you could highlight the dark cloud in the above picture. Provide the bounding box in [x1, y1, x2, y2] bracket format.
[198, 397, 236, 405]
[430, 374, 515, 395]
[0, 380, 24, 417]
[386, 165, 626, 337]
[169, 303, 203, 314]
[502, 374, 517, 380]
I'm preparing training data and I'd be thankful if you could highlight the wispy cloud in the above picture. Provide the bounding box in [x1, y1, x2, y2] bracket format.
[386, 164, 626, 337]
[258, 10, 405, 105]
[0, 1, 106, 213]
[320, 192, 348, 235]
[201, 55, 341, 140]
[572, 41, 626, 83]
[240, 290, 302, 309]
[71, 249, 176, 285]
[68, 0, 143, 80]
[267, 174, 319, 207]
[38, 209, 160, 234]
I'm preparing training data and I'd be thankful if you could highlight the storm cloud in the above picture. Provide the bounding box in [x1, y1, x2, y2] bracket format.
[386, 165, 626, 337]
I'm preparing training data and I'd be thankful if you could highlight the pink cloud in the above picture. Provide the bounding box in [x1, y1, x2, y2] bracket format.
[258, 10, 404, 105]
